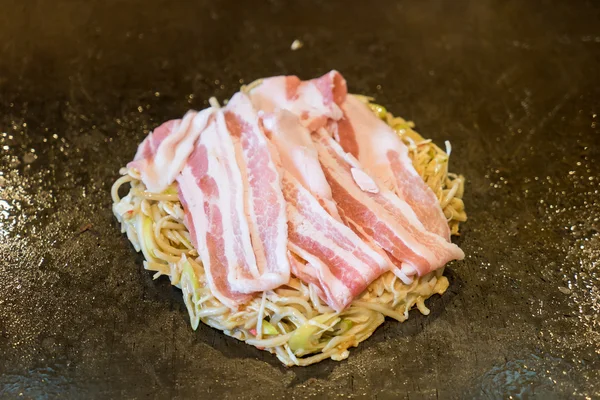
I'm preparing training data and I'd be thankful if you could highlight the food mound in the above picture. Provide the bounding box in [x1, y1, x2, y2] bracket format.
[112, 71, 467, 366]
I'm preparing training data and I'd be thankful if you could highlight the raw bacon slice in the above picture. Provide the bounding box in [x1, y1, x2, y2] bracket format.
[177, 117, 252, 308]
[223, 93, 290, 291]
[129, 108, 214, 193]
[281, 172, 388, 312]
[177, 109, 289, 307]
[338, 95, 451, 240]
[249, 70, 347, 131]
[261, 109, 340, 220]
[312, 129, 464, 277]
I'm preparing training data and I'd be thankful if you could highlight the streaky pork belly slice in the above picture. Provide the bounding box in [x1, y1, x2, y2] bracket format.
[281, 171, 388, 312]
[261, 109, 341, 220]
[176, 109, 289, 308]
[223, 93, 290, 290]
[312, 129, 465, 277]
[176, 117, 252, 308]
[128, 108, 214, 193]
[338, 95, 451, 240]
[249, 70, 347, 131]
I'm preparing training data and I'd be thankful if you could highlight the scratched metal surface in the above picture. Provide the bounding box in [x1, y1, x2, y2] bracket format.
[0, 0, 599, 398]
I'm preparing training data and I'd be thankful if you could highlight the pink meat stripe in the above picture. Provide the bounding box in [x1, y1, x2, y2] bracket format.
[339, 96, 451, 240]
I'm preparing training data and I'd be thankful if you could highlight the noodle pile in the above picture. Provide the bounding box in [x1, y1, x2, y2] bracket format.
[111, 96, 466, 366]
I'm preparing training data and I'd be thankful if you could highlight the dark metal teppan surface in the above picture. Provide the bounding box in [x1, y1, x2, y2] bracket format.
[0, 1, 599, 398]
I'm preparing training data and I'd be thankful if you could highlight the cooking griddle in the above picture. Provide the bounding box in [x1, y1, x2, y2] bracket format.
[1, 0, 599, 398]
